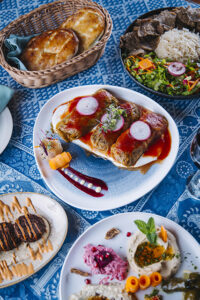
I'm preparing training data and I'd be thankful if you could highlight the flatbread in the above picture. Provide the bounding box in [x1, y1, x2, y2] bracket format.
[21, 28, 79, 71]
[61, 7, 105, 51]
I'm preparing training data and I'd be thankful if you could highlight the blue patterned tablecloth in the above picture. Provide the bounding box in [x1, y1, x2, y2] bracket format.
[0, 0, 200, 298]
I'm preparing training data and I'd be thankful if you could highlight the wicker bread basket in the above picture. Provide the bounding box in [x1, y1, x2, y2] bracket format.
[0, 0, 112, 88]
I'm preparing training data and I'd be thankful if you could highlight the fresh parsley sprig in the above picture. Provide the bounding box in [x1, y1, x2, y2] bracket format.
[134, 217, 157, 245]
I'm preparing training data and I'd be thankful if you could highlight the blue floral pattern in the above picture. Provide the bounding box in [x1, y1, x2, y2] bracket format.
[0, 0, 200, 298]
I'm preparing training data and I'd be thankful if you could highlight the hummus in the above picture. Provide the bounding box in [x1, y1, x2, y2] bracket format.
[69, 283, 137, 300]
[127, 227, 181, 280]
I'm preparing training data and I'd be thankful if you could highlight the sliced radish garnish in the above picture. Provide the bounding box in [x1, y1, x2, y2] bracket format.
[168, 62, 186, 77]
[130, 121, 151, 141]
[113, 116, 124, 132]
[76, 97, 99, 115]
[101, 113, 124, 132]
[101, 113, 109, 123]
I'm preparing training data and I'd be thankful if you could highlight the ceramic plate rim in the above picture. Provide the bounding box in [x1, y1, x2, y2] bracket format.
[33, 85, 179, 211]
[59, 211, 200, 300]
[0, 107, 13, 154]
[0, 192, 68, 288]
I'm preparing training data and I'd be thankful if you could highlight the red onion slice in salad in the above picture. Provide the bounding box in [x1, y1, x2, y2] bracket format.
[168, 62, 186, 77]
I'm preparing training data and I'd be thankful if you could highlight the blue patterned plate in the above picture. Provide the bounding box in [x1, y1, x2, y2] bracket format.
[33, 85, 179, 211]
[59, 212, 200, 300]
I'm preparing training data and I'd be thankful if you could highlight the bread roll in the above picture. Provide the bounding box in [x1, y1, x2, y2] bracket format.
[21, 28, 79, 71]
[61, 7, 105, 51]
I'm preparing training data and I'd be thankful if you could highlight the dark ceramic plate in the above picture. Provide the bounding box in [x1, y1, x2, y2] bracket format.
[120, 7, 200, 100]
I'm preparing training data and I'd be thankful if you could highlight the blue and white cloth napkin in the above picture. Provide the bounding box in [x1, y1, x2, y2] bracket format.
[4, 34, 36, 70]
[0, 84, 14, 113]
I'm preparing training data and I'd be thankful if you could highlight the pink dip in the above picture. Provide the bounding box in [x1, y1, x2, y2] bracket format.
[83, 244, 128, 282]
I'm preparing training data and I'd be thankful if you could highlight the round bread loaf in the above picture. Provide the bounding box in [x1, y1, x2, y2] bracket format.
[61, 7, 105, 51]
[20, 28, 79, 71]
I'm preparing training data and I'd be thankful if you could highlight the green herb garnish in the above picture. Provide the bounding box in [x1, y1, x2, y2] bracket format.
[134, 217, 157, 245]
[145, 288, 159, 298]
[101, 104, 127, 133]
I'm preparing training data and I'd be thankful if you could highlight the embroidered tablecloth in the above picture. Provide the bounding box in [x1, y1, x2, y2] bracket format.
[0, 0, 199, 298]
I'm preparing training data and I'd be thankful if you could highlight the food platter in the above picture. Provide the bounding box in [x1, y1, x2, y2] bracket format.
[0, 107, 13, 154]
[120, 7, 200, 100]
[59, 212, 200, 300]
[33, 85, 179, 211]
[33, 85, 179, 210]
[0, 192, 68, 288]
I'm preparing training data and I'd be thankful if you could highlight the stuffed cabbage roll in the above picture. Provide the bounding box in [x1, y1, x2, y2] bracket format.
[90, 101, 141, 154]
[111, 109, 168, 167]
[52, 89, 118, 142]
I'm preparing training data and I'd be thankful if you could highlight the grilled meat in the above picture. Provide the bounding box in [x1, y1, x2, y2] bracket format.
[136, 18, 161, 37]
[90, 102, 141, 153]
[14, 214, 46, 243]
[120, 28, 160, 55]
[153, 10, 176, 31]
[120, 6, 200, 56]
[120, 31, 141, 53]
[111, 110, 168, 167]
[0, 222, 21, 251]
[139, 36, 160, 51]
[129, 48, 146, 56]
[175, 6, 200, 29]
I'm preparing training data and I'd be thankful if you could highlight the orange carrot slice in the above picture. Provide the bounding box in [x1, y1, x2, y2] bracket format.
[125, 276, 139, 293]
[49, 152, 72, 170]
[160, 225, 168, 242]
[150, 272, 162, 287]
[188, 78, 199, 91]
[139, 274, 151, 290]
[138, 58, 154, 70]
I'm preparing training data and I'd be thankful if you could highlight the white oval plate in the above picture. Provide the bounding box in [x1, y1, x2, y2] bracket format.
[59, 212, 200, 300]
[0, 192, 68, 288]
[33, 85, 179, 211]
[0, 107, 13, 154]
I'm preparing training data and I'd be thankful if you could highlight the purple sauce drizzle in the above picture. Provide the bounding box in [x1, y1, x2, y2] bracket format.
[58, 169, 104, 197]
[67, 166, 108, 190]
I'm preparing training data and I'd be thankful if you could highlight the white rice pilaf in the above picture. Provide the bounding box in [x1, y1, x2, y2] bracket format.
[155, 28, 200, 63]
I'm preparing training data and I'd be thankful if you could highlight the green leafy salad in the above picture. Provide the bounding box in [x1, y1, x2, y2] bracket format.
[124, 52, 200, 96]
